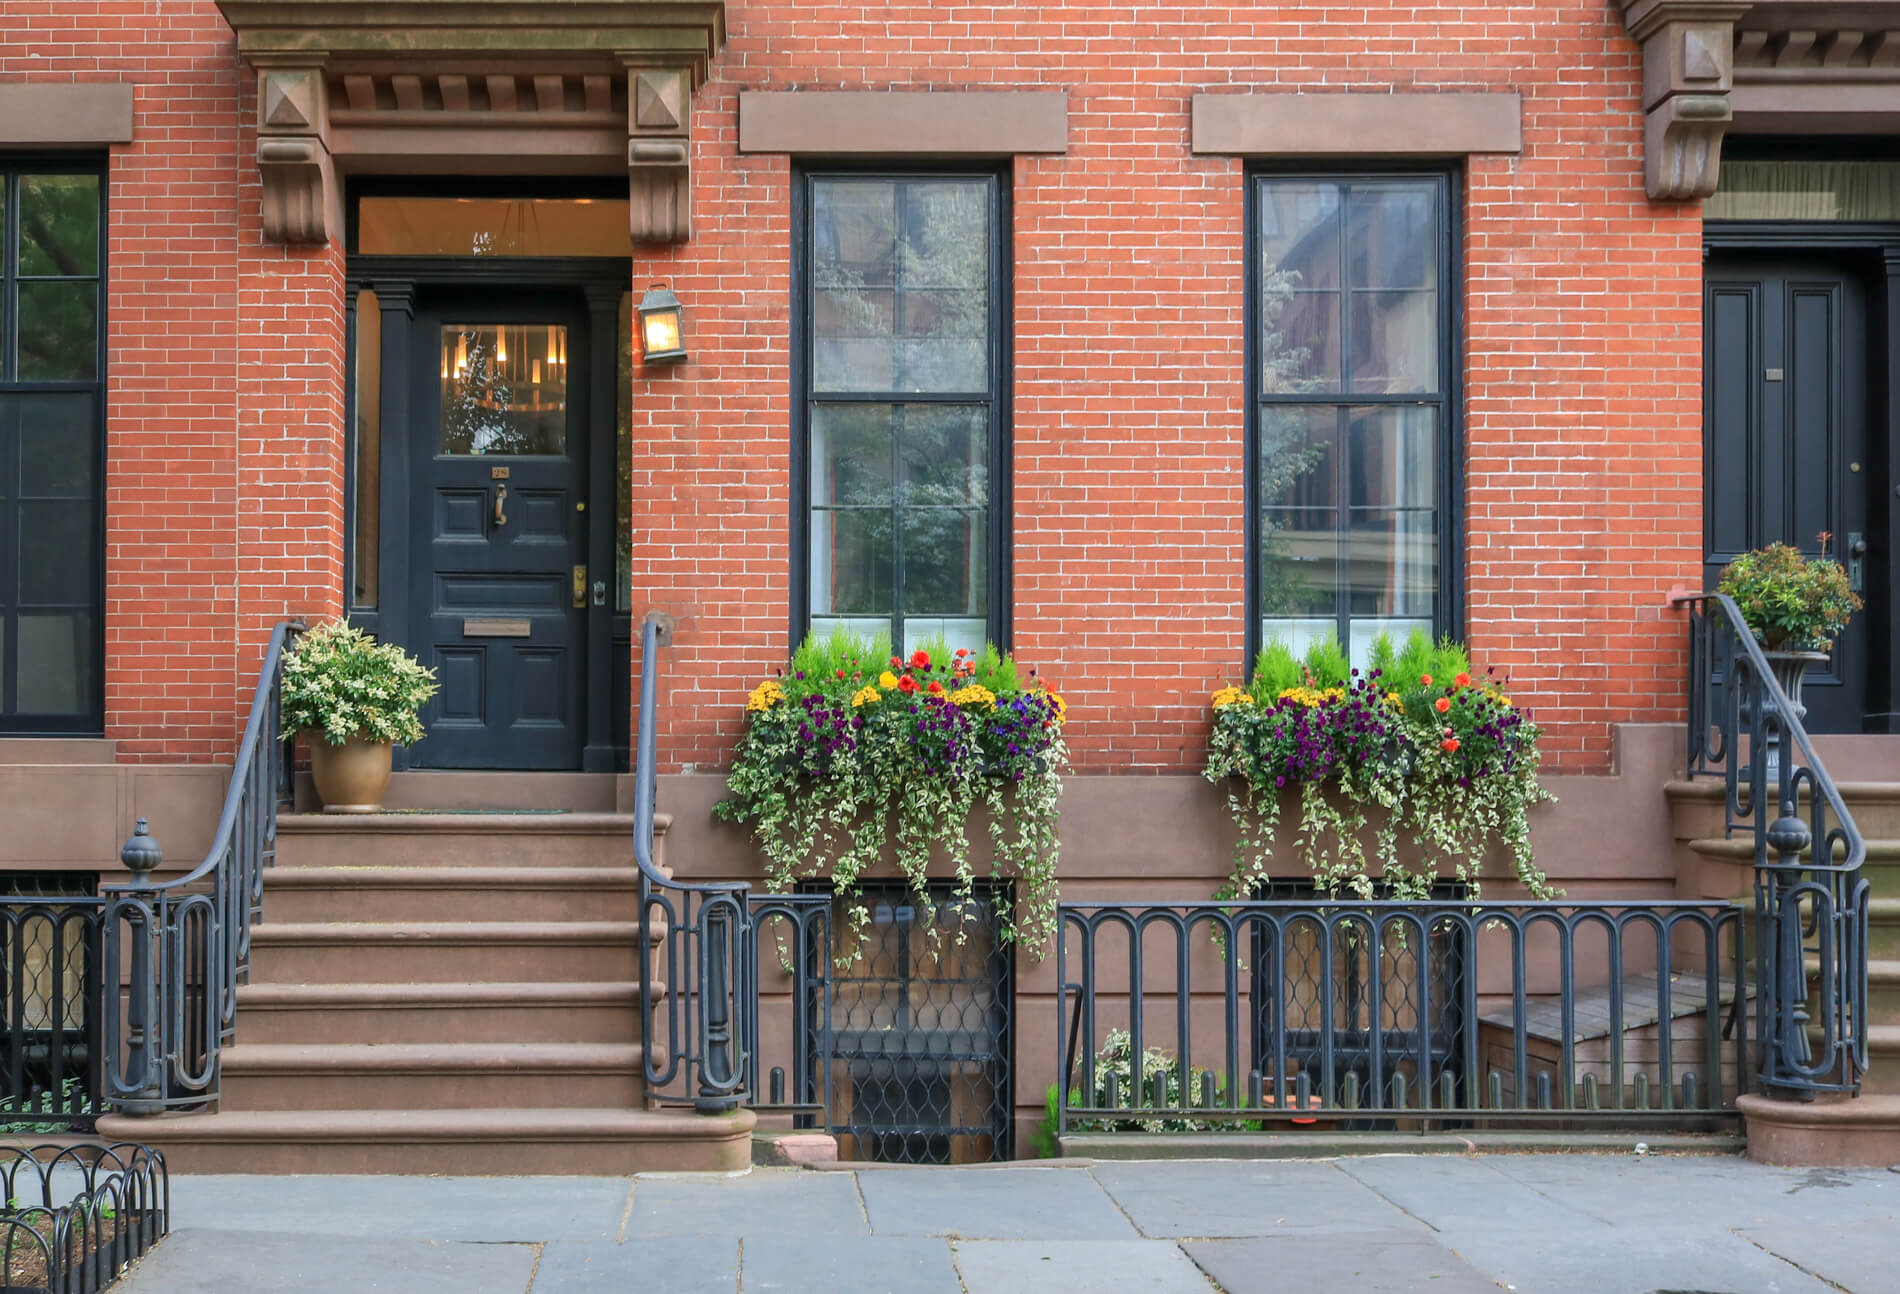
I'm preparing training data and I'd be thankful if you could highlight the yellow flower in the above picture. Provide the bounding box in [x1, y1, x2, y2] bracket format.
[1048, 691, 1067, 722]
[1386, 691, 1402, 707]
[746, 679, 785, 713]
[878, 671, 899, 690]
[851, 686, 882, 707]
[1494, 694, 1513, 708]
[1211, 685, 1253, 711]
[950, 684, 996, 709]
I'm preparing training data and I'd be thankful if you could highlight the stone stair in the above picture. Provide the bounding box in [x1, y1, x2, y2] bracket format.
[99, 805, 752, 1173]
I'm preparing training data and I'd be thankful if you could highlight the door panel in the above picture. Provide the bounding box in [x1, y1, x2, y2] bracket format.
[1704, 255, 1872, 732]
[408, 297, 588, 769]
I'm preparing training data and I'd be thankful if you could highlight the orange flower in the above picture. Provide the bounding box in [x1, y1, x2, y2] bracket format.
[926, 680, 945, 696]
[889, 657, 901, 668]
[1434, 696, 1452, 713]
[1441, 738, 1461, 753]
[1454, 672, 1472, 688]
[1419, 673, 1432, 686]
[911, 649, 931, 669]
[896, 675, 920, 694]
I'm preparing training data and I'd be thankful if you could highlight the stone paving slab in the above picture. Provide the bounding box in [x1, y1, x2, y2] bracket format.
[164, 1175, 632, 1243]
[740, 1235, 962, 1293]
[1741, 1220, 1900, 1294]
[1439, 1223, 1843, 1294]
[530, 1238, 738, 1293]
[1087, 1159, 1432, 1238]
[1182, 1233, 1500, 1294]
[117, 1228, 538, 1294]
[1336, 1155, 1618, 1234]
[1488, 1154, 1900, 1229]
[626, 1170, 868, 1238]
[855, 1167, 1138, 1240]
[952, 1239, 1216, 1293]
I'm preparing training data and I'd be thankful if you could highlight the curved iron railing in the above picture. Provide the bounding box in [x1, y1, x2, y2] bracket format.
[0, 1142, 168, 1294]
[101, 620, 301, 1113]
[1675, 592, 1868, 1095]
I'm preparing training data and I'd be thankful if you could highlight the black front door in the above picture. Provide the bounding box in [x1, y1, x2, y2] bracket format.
[408, 293, 589, 768]
[1704, 254, 1876, 733]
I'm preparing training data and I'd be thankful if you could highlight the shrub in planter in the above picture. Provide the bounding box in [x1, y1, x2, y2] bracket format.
[1205, 630, 1553, 903]
[1717, 537, 1862, 651]
[280, 620, 439, 811]
[716, 628, 1068, 949]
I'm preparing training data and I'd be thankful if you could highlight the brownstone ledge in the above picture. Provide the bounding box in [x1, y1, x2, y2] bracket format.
[1738, 1093, 1900, 1168]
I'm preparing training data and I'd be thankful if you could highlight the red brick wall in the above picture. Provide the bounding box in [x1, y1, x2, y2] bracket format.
[1, 1, 342, 762]
[637, 0, 1704, 776]
[6, 1, 1702, 775]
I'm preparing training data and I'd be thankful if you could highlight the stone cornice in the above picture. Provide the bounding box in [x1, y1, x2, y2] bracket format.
[216, 0, 724, 245]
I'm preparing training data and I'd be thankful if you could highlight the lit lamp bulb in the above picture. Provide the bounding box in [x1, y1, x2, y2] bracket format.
[637, 283, 687, 365]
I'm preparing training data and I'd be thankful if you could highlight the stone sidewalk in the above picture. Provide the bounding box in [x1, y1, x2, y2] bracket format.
[116, 1153, 1899, 1293]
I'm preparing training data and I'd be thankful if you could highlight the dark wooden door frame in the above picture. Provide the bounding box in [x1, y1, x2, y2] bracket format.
[1707, 224, 1900, 732]
[345, 257, 631, 770]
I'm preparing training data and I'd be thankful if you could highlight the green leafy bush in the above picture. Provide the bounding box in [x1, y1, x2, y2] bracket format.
[1718, 540, 1863, 651]
[280, 619, 439, 747]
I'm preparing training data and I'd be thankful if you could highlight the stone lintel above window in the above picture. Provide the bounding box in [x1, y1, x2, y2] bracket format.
[1190, 93, 1522, 158]
[738, 92, 1068, 155]
[214, 0, 725, 246]
[0, 84, 135, 148]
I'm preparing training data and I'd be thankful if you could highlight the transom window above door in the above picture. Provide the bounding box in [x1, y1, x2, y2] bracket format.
[1250, 173, 1454, 666]
[798, 172, 1007, 657]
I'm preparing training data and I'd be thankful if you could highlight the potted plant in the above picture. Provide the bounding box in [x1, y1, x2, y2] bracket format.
[280, 620, 439, 813]
[1716, 536, 1863, 715]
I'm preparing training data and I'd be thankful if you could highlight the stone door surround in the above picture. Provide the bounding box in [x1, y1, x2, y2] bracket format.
[215, 0, 724, 245]
[1621, 0, 1900, 201]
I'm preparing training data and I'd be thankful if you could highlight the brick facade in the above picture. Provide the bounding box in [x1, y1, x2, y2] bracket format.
[2, 0, 1702, 775]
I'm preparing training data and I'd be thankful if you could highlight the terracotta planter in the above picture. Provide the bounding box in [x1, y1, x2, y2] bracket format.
[308, 732, 393, 813]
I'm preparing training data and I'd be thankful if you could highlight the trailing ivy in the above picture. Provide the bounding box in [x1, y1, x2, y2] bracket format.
[715, 628, 1067, 952]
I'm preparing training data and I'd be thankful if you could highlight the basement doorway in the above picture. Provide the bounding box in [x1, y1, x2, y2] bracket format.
[807, 882, 1013, 1164]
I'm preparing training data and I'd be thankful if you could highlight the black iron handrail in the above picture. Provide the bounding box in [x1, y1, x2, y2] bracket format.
[632, 613, 754, 1113]
[1057, 898, 1748, 1134]
[1674, 592, 1868, 1095]
[101, 620, 302, 1112]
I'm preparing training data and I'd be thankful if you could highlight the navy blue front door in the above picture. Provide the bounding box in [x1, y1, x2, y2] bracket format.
[409, 294, 589, 769]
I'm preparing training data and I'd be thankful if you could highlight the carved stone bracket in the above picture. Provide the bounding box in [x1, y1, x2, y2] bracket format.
[216, 1, 724, 247]
[1620, 1, 1749, 201]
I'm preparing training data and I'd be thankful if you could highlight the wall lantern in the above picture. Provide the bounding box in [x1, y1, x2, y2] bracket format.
[637, 282, 688, 365]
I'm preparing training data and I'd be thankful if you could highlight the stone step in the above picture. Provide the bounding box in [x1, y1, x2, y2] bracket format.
[1865, 902, 1900, 960]
[1669, 780, 1900, 842]
[92, 1107, 754, 1174]
[1856, 1026, 1900, 1098]
[219, 1043, 645, 1111]
[0, 738, 117, 765]
[233, 981, 644, 1046]
[247, 922, 645, 983]
[1869, 961, 1900, 1022]
[260, 867, 641, 924]
[296, 771, 625, 814]
[274, 813, 648, 870]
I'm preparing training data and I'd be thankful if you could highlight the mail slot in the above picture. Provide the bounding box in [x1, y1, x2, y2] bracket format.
[462, 617, 531, 638]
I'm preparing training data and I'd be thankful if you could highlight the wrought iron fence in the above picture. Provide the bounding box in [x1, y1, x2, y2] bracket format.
[1676, 592, 1868, 1096]
[1057, 899, 1748, 1133]
[0, 1141, 168, 1294]
[101, 621, 301, 1114]
[0, 890, 103, 1128]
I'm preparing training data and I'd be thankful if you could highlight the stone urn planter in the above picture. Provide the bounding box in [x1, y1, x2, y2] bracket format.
[308, 732, 394, 813]
[1755, 648, 1830, 783]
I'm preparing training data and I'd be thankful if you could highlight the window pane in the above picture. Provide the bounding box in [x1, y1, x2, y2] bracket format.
[1348, 184, 1437, 291]
[1261, 292, 1341, 394]
[1349, 618, 1432, 667]
[355, 197, 630, 257]
[15, 612, 90, 715]
[352, 291, 382, 608]
[1258, 182, 1342, 289]
[1259, 181, 1342, 395]
[1348, 407, 1435, 509]
[1706, 160, 1900, 221]
[812, 405, 895, 508]
[810, 508, 893, 617]
[1347, 509, 1436, 618]
[17, 393, 94, 497]
[812, 178, 990, 393]
[1259, 507, 1337, 618]
[1259, 407, 1335, 510]
[900, 405, 988, 508]
[901, 618, 986, 658]
[439, 325, 566, 454]
[17, 176, 100, 277]
[1350, 290, 1437, 394]
[18, 500, 91, 605]
[901, 507, 987, 617]
[17, 281, 97, 381]
[1258, 618, 1339, 662]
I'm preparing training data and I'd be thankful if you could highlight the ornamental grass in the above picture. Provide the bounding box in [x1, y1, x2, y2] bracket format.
[1205, 630, 1553, 903]
[716, 627, 1068, 951]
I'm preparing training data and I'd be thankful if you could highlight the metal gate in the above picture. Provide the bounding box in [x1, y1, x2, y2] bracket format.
[809, 883, 1013, 1163]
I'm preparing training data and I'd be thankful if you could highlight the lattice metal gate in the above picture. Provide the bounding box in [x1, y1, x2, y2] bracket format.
[807, 883, 1013, 1163]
